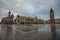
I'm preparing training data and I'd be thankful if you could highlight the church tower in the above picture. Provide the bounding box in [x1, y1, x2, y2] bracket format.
[50, 8, 56, 36]
[8, 10, 11, 17]
[50, 8, 55, 24]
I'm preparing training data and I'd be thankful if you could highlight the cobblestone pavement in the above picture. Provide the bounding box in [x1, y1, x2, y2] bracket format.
[0, 30, 51, 40]
[0, 24, 53, 40]
[15, 31, 51, 40]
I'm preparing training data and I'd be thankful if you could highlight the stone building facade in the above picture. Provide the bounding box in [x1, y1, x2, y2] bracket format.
[1, 10, 14, 24]
[14, 15, 44, 24]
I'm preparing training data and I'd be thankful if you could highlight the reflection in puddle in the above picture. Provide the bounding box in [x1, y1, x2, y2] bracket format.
[1, 24, 14, 40]
[1, 24, 38, 40]
[0, 24, 60, 40]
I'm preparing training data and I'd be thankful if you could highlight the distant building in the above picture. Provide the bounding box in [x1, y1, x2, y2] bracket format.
[55, 19, 60, 24]
[46, 19, 60, 24]
[14, 15, 44, 24]
[1, 10, 14, 24]
[46, 8, 60, 24]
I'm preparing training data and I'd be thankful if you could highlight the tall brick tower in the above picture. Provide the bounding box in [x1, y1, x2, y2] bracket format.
[50, 8, 56, 40]
[50, 8, 55, 24]
[50, 8, 56, 33]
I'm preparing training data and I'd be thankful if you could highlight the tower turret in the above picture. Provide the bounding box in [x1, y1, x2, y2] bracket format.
[8, 10, 11, 17]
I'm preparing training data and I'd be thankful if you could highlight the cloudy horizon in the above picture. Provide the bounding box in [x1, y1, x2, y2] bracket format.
[0, 0, 60, 20]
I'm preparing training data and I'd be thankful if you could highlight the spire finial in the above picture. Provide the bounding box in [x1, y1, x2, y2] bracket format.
[8, 10, 11, 14]
[50, 8, 54, 12]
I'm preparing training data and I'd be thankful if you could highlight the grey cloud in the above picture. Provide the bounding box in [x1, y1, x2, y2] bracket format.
[0, 0, 60, 20]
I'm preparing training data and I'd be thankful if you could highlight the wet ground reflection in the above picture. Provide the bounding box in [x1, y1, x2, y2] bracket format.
[1, 24, 14, 40]
[0, 24, 60, 40]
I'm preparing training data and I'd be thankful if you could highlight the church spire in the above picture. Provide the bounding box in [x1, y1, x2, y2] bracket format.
[8, 10, 11, 17]
[8, 10, 11, 15]
[50, 8, 54, 13]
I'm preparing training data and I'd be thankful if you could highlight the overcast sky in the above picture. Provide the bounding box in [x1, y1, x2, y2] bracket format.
[0, 0, 60, 20]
